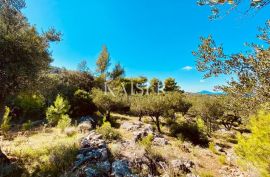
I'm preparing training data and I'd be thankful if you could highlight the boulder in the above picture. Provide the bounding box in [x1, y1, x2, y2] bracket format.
[112, 160, 136, 177]
[152, 137, 168, 146]
[85, 161, 111, 177]
[171, 159, 195, 174]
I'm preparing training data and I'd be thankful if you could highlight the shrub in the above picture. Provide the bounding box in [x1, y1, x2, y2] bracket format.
[235, 109, 270, 177]
[70, 89, 96, 118]
[219, 154, 227, 165]
[139, 134, 154, 150]
[46, 95, 70, 126]
[57, 115, 72, 132]
[96, 122, 121, 141]
[1, 106, 11, 133]
[14, 92, 45, 121]
[209, 142, 217, 154]
[169, 120, 209, 146]
[22, 120, 33, 131]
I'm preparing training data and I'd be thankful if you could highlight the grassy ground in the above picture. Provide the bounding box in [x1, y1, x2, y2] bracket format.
[1, 127, 84, 177]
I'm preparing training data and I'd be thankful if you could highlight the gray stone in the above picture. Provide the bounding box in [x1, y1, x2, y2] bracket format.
[171, 159, 195, 174]
[152, 137, 168, 146]
[112, 160, 133, 177]
[85, 161, 111, 177]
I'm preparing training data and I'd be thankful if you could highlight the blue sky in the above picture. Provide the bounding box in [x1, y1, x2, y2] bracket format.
[23, 0, 269, 92]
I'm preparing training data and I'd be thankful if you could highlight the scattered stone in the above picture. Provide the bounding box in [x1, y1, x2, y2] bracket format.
[171, 159, 195, 174]
[152, 137, 168, 146]
[112, 160, 136, 177]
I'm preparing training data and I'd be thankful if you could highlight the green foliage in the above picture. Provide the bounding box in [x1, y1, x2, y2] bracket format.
[208, 142, 217, 154]
[1, 106, 11, 132]
[193, 33, 270, 111]
[14, 92, 45, 120]
[57, 115, 71, 132]
[169, 117, 209, 146]
[235, 109, 270, 177]
[218, 154, 227, 165]
[91, 88, 129, 121]
[139, 134, 154, 149]
[131, 92, 191, 132]
[46, 95, 71, 126]
[164, 77, 181, 92]
[22, 120, 33, 131]
[110, 62, 125, 80]
[71, 89, 96, 118]
[96, 45, 111, 74]
[96, 122, 121, 141]
[188, 95, 224, 135]
[149, 78, 163, 93]
[0, 0, 60, 122]
[9, 130, 80, 176]
[196, 116, 207, 133]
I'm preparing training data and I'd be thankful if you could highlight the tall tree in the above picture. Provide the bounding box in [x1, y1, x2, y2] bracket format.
[96, 45, 111, 75]
[77, 60, 90, 73]
[149, 78, 163, 93]
[109, 62, 125, 80]
[164, 77, 180, 92]
[0, 0, 61, 122]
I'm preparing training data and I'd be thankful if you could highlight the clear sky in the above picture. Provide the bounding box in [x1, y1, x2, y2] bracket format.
[23, 0, 269, 92]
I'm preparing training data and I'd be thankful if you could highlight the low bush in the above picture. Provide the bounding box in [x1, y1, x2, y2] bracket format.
[235, 109, 270, 177]
[139, 134, 154, 149]
[57, 115, 71, 132]
[22, 120, 33, 131]
[96, 122, 121, 141]
[1, 106, 11, 133]
[46, 95, 70, 126]
[208, 142, 217, 154]
[218, 154, 227, 165]
[169, 120, 208, 146]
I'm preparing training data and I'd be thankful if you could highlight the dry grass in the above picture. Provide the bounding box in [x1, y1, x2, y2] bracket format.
[1, 127, 84, 176]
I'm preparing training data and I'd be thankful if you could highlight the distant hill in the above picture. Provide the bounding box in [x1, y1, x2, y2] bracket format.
[197, 90, 224, 95]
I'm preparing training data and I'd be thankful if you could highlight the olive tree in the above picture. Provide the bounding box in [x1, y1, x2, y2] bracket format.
[131, 92, 189, 132]
[0, 0, 61, 122]
[91, 88, 129, 122]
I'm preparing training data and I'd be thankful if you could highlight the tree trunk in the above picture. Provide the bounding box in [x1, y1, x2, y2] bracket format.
[155, 116, 161, 133]
[105, 110, 111, 122]
[139, 115, 142, 122]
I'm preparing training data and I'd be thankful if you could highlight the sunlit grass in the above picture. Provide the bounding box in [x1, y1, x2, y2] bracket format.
[2, 127, 83, 176]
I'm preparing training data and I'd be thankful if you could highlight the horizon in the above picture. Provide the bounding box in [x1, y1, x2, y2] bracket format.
[23, 0, 270, 92]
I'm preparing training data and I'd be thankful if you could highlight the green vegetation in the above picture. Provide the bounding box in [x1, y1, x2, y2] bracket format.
[46, 95, 71, 126]
[22, 120, 33, 131]
[3, 128, 81, 176]
[235, 109, 270, 177]
[96, 121, 121, 141]
[1, 106, 11, 133]
[0, 0, 269, 176]
[57, 114, 72, 132]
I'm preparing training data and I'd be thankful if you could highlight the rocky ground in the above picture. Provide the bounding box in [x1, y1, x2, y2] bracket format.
[71, 115, 254, 177]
